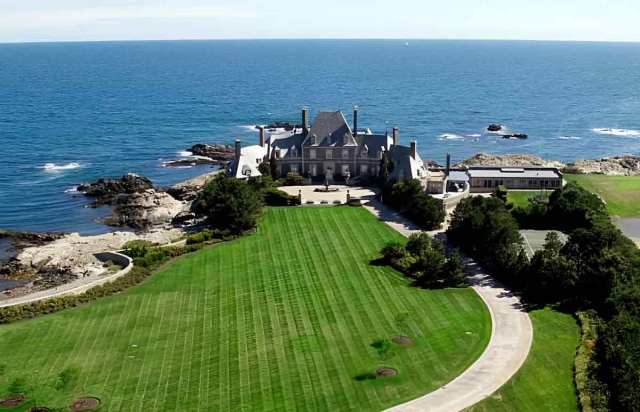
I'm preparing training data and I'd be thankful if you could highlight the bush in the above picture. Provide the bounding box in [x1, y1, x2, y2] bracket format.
[186, 228, 231, 245]
[263, 188, 300, 206]
[494, 185, 508, 202]
[284, 172, 304, 186]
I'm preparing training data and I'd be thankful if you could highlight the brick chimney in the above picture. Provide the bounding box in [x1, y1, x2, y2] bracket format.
[302, 107, 309, 133]
[235, 139, 241, 162]
[353, 105, 358, 136]
[393, 127, 399, 146]
[259, 126, 265, 147]
[410, 141, 417, 160]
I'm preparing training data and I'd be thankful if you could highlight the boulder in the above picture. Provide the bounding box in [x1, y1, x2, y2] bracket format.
[163, 158, 216, 167]
[78, 173, 154, 197]
[487, 124, 503, 132]
[502, 133, 528, 139]
[172, 211, 197, 225]
[166, 170, 221, 202]
[103, 190, 185, 230]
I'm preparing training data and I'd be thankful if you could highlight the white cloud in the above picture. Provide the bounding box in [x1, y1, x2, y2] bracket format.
[0, 6, 267, 28]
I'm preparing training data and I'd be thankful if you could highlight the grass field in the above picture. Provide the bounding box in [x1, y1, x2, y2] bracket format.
[466, 308, 580, 412]
[0, 207, 491, 412]
[565, 174, 640, 217]
[506, 191, 550, 208]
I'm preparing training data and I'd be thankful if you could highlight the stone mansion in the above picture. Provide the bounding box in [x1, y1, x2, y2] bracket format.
[228, 107, 427, 181]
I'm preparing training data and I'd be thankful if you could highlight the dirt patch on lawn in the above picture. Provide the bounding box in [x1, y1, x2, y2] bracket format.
[70, 397, 101, 411]
[392, 336, 413, 345]
[376, 367, 397, 377]
[0, 394, 25, 408]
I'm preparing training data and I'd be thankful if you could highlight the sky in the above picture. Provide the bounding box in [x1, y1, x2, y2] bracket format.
[0, 0, 638, 43]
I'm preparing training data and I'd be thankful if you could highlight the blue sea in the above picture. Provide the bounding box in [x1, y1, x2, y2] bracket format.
[1, 39, 640, 234]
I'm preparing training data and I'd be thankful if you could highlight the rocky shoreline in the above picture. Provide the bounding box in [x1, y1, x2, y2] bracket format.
[453, 153, 640, 176]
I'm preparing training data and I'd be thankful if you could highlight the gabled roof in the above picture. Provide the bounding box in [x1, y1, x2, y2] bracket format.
[302, 111, 356, 147]
[387, 145, 427, 180]
[267, 132, 306, 158]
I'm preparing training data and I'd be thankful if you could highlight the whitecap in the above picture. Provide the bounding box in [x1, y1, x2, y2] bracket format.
[177, 151, 193, 157]
[64, 187, 78, 193]
[558, 136, 581, 140]
[240, 125, 262, 131]
[40, 162, 83, 172]
[467, 134, 482, 137]
[438, 134, 464, 140]
[592, 128, 640, 137]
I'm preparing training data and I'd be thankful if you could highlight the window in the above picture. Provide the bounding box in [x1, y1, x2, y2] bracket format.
[310, 164, 318, 176]
[326, 134, 332, 144]
[377, 150, 383, 159]
[310, 149, 316, 159]
[342, 149, 349, 159]
[291, 164, 298, 173]
[290, 146, 297, 157]
[310, 135, 316, 145]
[361, 147, 369, 158]
[361, 164, 369, 174]
[326, 149, 333, 159]
[343, 133, 349, 144]
[341, 164, 349, 174]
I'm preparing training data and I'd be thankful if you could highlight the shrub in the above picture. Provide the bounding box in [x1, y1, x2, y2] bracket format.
[121, 240, 158, 250]
[284, 172, 304, 186]
[263, 188, 300, 206]
[186, 228, 230, 245]
[382, 178, 444, 231]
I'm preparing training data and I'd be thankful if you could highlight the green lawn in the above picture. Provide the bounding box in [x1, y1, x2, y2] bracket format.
[0, 207, 491, 412]
[466, 308, 580, 412]
[506, 191, 551, 208]
[565, 174, 640, 217]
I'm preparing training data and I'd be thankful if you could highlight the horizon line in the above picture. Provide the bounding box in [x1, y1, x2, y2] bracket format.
[1, 37, 640, 46]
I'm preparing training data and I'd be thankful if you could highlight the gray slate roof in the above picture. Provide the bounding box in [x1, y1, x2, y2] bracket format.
[303, 111, 356, 147]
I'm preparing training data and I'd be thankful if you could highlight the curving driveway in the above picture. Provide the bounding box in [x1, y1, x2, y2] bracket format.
[364, 200, 533, 412]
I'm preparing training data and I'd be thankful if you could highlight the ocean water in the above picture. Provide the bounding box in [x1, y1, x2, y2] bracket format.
[1, 39, 640, 234]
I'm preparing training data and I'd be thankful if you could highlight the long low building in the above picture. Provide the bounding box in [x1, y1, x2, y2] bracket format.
[466, 166, 563, 192]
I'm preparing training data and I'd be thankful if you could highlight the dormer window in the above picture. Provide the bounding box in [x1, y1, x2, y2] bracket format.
[361, 146, 369, 157]
[343, 133, 349, 144]
[310, 134, 316, 145]
[291, 145, 297, 157]
[326, 134, 332, 144]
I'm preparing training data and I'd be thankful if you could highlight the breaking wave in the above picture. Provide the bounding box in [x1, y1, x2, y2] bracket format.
[558, 136, 581, 140]
[592, 128, 640, 137]
[438, 134, 465, 140]
[40, 163, 83, 172]
[467, 134, 482, 137]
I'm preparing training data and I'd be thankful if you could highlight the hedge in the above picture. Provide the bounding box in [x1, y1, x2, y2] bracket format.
[575, 310, 610, 412]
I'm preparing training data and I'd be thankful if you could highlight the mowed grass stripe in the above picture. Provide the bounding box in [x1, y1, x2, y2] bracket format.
[0, 207, 490, 412]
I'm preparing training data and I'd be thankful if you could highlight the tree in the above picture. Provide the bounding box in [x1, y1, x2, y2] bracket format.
[441, 249, 466, 287]
[547, 182, 608, 231]
[197, 174, 265, 235]
[382, 178, 445, 231]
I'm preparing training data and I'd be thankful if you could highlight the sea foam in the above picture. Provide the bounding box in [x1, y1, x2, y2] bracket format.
[559, 136, 581, 140]
[41, 163, 83, 172]
[592, 128, 640, 137]
[438, 134, 464, 140]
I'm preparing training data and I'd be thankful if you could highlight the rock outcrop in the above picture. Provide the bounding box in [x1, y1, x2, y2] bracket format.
[565, 156, 640, 176]
[166, 170, 221, 201]
[455, 153, 565, 169]
[188, 144, 235, 164]
[502, 133, 528, 139]
[78, 174, 188, 229]
[487, 124, 503, 132]
[102, 190, 185, 229]
[78, 173, 154, 198]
